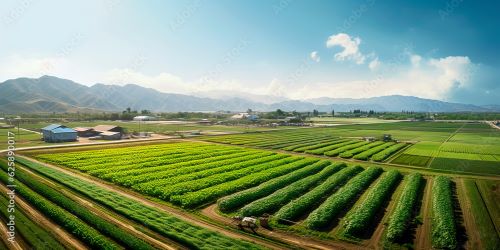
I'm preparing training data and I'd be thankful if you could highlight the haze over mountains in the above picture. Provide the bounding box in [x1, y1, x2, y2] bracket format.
[0, 76, 498, 113]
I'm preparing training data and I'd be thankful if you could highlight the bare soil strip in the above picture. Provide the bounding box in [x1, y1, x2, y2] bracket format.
[366, 177, 406, 248]
[0, 184, 88, 250]
[456, 179, 482, 249]
[414, 177, 433, 250]
[22, 156, 287, 250]
[0, 219, 24, 250]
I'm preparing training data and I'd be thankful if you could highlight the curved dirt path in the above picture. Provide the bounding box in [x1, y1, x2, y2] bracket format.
[415, 177, 432, 250]
[22, 156, 287, 250]
[0, 185, 88, 250]
[202, 204, 366, 250]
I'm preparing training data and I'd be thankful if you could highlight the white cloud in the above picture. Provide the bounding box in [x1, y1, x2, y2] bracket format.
[368, 57, 380, 71]
[410, 54, 422, 66]
[0, 55, 69, 80]
[0, 53, 478, 103]
[310, 51, 320, 62]
[326, 33, 365, 64]
[103, 69, 185, 92]
[280, 54, 475, 101]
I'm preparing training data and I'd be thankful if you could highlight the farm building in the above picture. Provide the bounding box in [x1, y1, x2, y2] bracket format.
[100, 131, 122, 140]
[133, 116, 157, 121]
[73, 127, 99, 137]
[41, 124, 77, 142]
[93, 125, 124, 135]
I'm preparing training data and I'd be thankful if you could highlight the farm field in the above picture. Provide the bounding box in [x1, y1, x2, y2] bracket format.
[202, 121, 500, 175]
[1, 157, 265, 250]
[200, 128, 408, 162]
[308, 117, 401, 125]
[392, 123, 500, 175]
[18, 140, 500, 249]
[0, 128, 45, 148]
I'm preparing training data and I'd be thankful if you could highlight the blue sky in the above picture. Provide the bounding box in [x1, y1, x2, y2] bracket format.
[1, 0, 499, 104]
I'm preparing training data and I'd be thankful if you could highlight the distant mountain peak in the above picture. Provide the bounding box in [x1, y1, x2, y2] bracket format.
[0, 76, 498, 113]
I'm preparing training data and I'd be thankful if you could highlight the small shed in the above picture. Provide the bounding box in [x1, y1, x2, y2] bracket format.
[93, 125, 124, 135]
[41, 124, 77, 142]
[74, 127, 98, 137]
[100, 131, 121, 140]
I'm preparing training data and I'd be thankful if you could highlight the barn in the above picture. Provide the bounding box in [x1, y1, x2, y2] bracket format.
[41, 124, 77, 142]
[100, 131, 122, 140]
[93, 125, 124, 135]
[74, 127, 99, 137]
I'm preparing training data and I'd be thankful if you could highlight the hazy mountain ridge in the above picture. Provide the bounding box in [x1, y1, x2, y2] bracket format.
[0, 76, 498, 113]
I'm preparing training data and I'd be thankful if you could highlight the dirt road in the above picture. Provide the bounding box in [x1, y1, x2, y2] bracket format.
[414, 177, 432, 250]
[201, 204, 367, 250]
[456, 179, 481, 249]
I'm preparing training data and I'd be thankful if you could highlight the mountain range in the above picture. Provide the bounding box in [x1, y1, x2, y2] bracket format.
[0, 76, 498, 113]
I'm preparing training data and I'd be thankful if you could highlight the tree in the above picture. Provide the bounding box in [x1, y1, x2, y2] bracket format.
[276, 109, 285, 117]
[313, 109, 319, 117]
[331, 109, 335, 117]
[247, 108, 253, 114]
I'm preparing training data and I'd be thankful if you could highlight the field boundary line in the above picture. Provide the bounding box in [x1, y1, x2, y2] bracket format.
[426, 123, 466, 168]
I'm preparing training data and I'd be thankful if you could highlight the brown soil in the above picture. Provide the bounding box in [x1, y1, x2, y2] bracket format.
[456, 179, 482, 249]
[414, 177, 433, 249]
[202, 204, 368, 250]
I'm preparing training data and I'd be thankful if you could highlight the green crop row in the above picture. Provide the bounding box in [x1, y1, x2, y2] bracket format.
[431, 176, 457, 249]
[343, 170, 401, 236]
[339, 141, 385, 158]
[385, 173, 423, 242]
[159, 155, 295, 199]
[109, 150, 267, 186]
[86, 148, 241, 176]
[0, 161, 155, 250]
[274, 165, 362, 222]
[352, 142, 395, 160]
[305, 166, 383, 230]
[372, 143, 407, 161]
[217, 160, 333, 212]
[16, 157, 262, 250]
[0, 194, 65, 250]
[240, 161, 341, 216]
[305, 140, 358, 155]
[170, 158, 320, 208]
[134, 152, 275, 196]
[0, 162, 119, 249]
[84, 146, 241, 173]
[324, 141, 371, 157]
[101, 149, 245, 183]
[281, 137, 335, 151]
